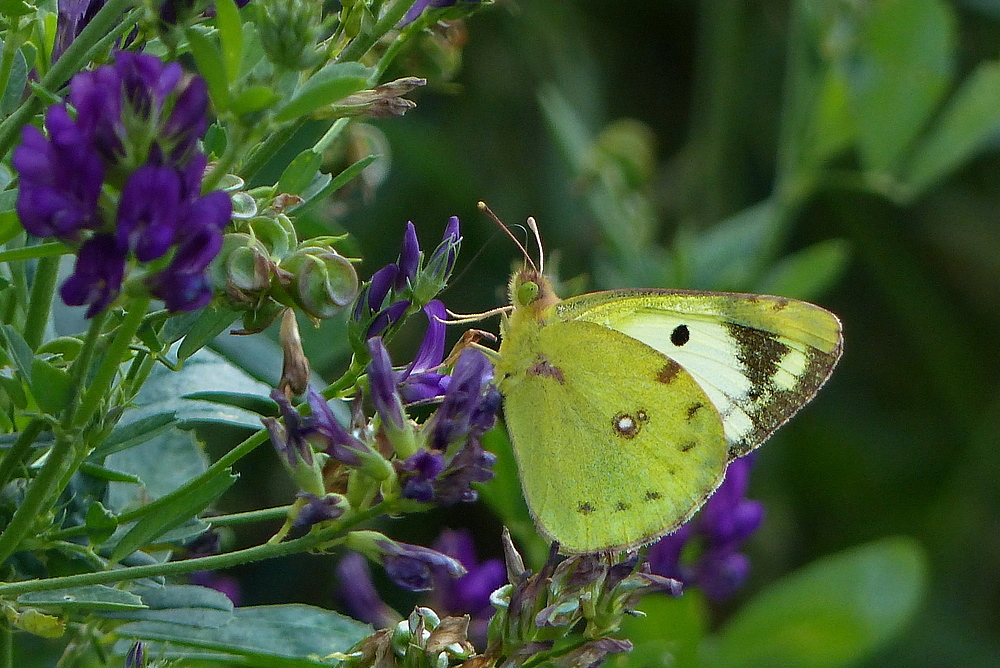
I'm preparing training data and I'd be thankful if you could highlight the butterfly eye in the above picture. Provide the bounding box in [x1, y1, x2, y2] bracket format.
[517, 280, 539, 306]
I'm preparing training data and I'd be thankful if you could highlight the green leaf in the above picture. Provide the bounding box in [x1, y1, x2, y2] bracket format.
[296, 154, 378, 217]
[0, 324, 33, 379]
[182, 391, 278, 417]
[903, 61, 1000, 196]
[711, 537, 928, 668]
[17, 585, 145, 612]
[109, 466, 237, 562]
[755, 239, 852, 302]
[842, 0, 956, 174]
[103, 585, 234, 627]
[105, 428, 210, 515]
[274, 62, 373, 123]
[187, 27, 231, 112]
[92, 411, 179, 459]
[84, 500, 119, 544]
[277, 149, 323, 196]
[214, 0, 243, 82]
[0, 45, 27, 115]
[122, 349, 272, 430]
[230, 85, 282, 116]
[29, 358, 73, 415]
[679, 199, 783, 291]
[114, 604, 371, 667]
[176, 305, 242, 361]
[77, 462, 142, 484]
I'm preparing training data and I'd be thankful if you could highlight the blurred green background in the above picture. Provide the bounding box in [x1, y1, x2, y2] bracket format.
[212, 1, 1000, 666]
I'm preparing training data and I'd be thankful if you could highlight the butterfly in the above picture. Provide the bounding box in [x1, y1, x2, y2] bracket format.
[489, 211, 844, 554]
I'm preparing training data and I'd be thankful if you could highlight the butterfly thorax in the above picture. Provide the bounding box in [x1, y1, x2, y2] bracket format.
[497, 268, 562, 383]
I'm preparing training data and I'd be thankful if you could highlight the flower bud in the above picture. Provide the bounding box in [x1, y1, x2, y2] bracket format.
[279, 244, 359, 319]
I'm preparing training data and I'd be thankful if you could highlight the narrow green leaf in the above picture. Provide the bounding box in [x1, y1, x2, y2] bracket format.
[0, 324, 34, 380]
[277, 149, 323, 196]
[109, 467, 237, 563]
[0, 240, 68, 263]
[177, 305, 242, 361]
[214, 0, 243, 82]
[274, 62, 373, 123]
[17, 585, 145, 611]
[712, 537, 928, 668]
[78, 462, 142, 484]
[186, 27, 231, 112]
[30, 358, 74, 415]
[115, 604, 371, 667]
[182, 391, 278, 417]
[102, 584, 234, 627]
[92, 411, 179, 459]
[84, 500, 119, 544]
[230, 85, 282, 116]
[755, 239, 852, 302]
[296, 154, 378, 216]
[903, 61, 1000, 196]
[0, 46, 27, 115]
[843, 0, 956, 174]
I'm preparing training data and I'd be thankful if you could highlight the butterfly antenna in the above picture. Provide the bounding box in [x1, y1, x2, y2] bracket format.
[526, 216, 544, 274]
[478, 201, 537, 271]
[445, 305, 513, 324]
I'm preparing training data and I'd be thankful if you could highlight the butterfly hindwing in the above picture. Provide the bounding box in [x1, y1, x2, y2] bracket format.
[499, 319, 729, 554]
[556, 289, 844, 458]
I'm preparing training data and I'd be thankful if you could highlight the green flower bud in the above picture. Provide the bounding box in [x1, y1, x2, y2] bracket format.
[279, 245, 359, 320]
[248, 213, 298, 258]
[253, 0, 324, 71]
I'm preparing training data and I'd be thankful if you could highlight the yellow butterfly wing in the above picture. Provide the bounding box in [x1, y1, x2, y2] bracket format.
[498, 318, 728, 554]
[556, 289, 844, 458]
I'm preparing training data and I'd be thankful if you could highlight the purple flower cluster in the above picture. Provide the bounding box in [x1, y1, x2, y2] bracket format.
[13, 52, 230, 317]
[427, 529, 505, 646]
[367, 336, 499, 506]
[352, 217, 460, 343]
[647, 456, 765, 600]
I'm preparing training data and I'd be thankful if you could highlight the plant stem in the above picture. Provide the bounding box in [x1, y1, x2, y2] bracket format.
[336, 0, 413, 65]
[23, 255, 61, 351]
[69, 298, 151, 431]
[0, 502, 388, 598]
[0, 419, 47, 492]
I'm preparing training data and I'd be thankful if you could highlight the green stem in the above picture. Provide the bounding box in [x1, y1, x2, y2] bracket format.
[239, 119, 304, 180]
[202, 123, 247, 191]
[0, 431, 76, 565]
[0, 419, 47, 493]
[0, 502, 388, 598]
[69, 298, 151, 430]
[207, 505, 292, 527]
[336, 0, 413, 65]
[22, 255, 61, 351]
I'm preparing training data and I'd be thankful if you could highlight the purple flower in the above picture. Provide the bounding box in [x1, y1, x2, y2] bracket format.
[401, 0, 480, 26]
[428, 529, 505, 646]
[53, 0, 109, 64]
[365, 299, 410, 339]
[398, 450, 445, 502]
[647, 455, 764, 600]
[60, 234, 127, 317]
[124, 641, 145, 668]
[397, 222, 420, 291]
[398, 300, 450, 404]
[13, 106, 104, 242]
[336, 552, 402, 629]
[291, 492, 346, 533]
[116, 163, 182, 261]
[426, 348, 499, 451]
[377, 539, 465, 592]
[367, 337, 407, 433]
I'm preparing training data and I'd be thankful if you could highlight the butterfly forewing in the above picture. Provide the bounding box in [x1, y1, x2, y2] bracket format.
[499, 320, 729, 554]
[556, 289, 844, 458]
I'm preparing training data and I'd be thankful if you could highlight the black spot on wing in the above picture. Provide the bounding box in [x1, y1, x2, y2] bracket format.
[644, 490, 662, 501]
[679, 441, 697, 452]
[670, 324, 690, 346]
[614, 501, 631, 512]
[578, 501, 596, 515]
[527, 355, 565, 384]
[686, 402, 704, 420]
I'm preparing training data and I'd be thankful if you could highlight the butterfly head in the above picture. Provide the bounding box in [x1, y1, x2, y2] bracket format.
[509, 267, 559, 313]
